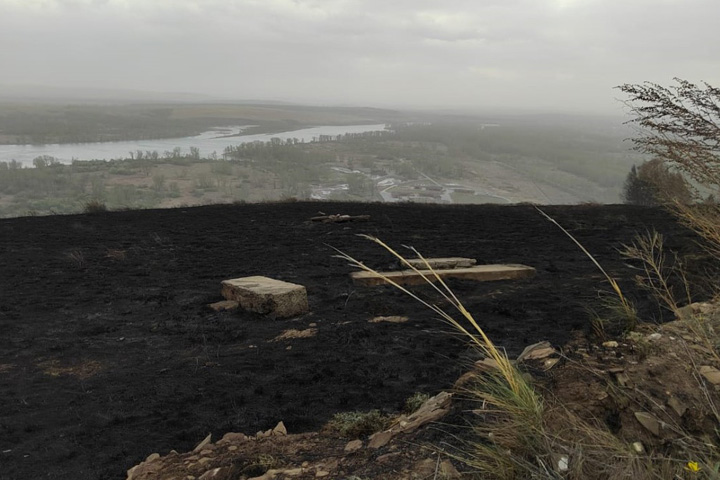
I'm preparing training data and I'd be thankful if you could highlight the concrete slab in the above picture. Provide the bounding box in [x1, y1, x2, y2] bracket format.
[405, 257, 477, 270]
[221, 276, 309, 318]
[350, 264, 535, 287]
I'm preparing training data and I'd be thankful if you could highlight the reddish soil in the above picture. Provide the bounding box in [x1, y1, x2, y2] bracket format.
[0, 202, 702, 479]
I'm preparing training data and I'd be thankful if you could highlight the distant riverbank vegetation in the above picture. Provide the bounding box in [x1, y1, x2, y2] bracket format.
[0, 116, 642, 218]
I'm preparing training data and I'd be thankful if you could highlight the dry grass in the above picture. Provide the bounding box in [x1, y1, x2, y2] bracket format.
[337, 231, 720, 479]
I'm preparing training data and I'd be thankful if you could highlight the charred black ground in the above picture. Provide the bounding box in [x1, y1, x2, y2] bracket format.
[0, 202, 700, 479]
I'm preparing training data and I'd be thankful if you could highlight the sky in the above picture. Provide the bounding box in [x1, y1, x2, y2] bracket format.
[1, 0, 719, 114]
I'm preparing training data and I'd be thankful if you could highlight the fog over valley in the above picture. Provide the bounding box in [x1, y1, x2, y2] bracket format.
[0, 0, 719, 215]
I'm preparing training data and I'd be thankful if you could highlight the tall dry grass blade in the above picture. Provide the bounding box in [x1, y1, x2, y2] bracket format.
[536, 207, 637, 329]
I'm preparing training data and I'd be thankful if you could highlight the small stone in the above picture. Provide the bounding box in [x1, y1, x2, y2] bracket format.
[632, 442, 645, 453]
[219, 432, 247, 444]
[208, 300, 239, 312]
[145, 453, 160, 462]
[315, 470, 330, 477]
[376, 452, 401, 463]
[516, 341, 556, 362]
[344, 439, 363, 452]
[543, 358, 560, 370]
[284, 468, 304, 476]
[647, 333, 662, 341]
[602, 341, 619, 348]
[668, 396, 688, 417]
[615, 373, 631, 387]
[474, 357, 500, 371]
[368, 430, 393, 449]
[272, 421, 287, 436]
[556, 455, 569, 472]
[440, 460, 461, 479]
[369, 315, 409, 324]
[453, 371, 476, 389]
[199, 468, 223, 479]
[193, 434, 212, 452]
[634, 411, 661, 436]
[699, 366, 720, 385]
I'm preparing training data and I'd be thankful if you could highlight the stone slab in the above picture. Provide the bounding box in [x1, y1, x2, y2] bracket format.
[404, 257, 477, 270]
[221, 276, 309, 318]
[350, 264, 536, 287]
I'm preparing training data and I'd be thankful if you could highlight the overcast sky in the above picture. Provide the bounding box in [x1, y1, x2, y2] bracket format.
[1, 0, 719, 114]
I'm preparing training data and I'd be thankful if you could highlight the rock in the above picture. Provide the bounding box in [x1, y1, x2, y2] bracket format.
[199, 468, 224, 479]
[668, 396, 688, 417]
[369, 315, 409, 324]
[647, 333, 662, 341]
[395, 391, 452, 434]
[543, 358, 560, 370]
[632, 442, 645, 453]
[442, 460, 461, 478]
[344, 439, 363, 452]
[517, 341, 556, 362]
[218, 432, 247, 444]
[249, 469, 280, 480]
[634, 412, 661, 436]
[376, 452, 401, 463]
[221, 276, 309, 318]
[413, 458, 461, 479]
[145, 453, 160, 462]
[699, 366, 720, 385]
[282, 468, 304, 477]
[272, 421, 287, 436]
[453, 370, 478, 389]
[126, 459, 163, 480]
[368, 430, 393, 449]
[474, 357, 501, 372]
[555, 454, 569, 472]
[208, 300, 239, 312]
[602, 341, 619, 348]
[193, 434, 212, 453]
[615, 372, 631, 388]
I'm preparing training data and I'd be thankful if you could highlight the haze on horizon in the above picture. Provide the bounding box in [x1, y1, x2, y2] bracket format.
[1, 0, 719, 115]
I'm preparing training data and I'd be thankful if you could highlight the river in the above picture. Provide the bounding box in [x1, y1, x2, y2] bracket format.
[0, 124, 387, 166]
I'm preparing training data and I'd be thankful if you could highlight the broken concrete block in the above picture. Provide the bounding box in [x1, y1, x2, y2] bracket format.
[221, 276, 309, 318]
[405, 257, 477, 270]
[351, 264, 535, 287]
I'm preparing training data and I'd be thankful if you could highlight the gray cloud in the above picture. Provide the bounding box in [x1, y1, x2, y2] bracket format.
[1, 0, 719, 113]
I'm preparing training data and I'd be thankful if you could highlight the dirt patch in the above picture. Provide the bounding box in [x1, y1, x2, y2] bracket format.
[36, 359, 104, 379]
[0, 202, 706, 479]
[271, 328, 318, 341]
